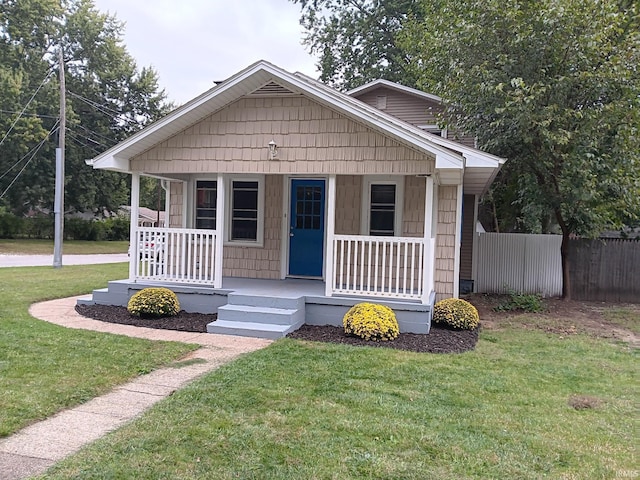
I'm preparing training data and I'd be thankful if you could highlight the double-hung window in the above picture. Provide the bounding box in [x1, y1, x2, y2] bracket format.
[362, 178, 404, 237]
[195, 177, 264, 245]
[230, 180, 259, 241]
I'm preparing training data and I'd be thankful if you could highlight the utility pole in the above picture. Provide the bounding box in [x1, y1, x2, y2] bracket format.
[53, 48, 65, 268]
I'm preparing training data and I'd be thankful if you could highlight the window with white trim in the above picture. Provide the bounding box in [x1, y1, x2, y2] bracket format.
[231, 180, 259, 241]
[362, 178, 404, 236]
[194, 176, 265, 246]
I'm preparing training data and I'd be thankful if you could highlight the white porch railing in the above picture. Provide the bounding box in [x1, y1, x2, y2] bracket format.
[131, 227, 220, 287]
[330, 235, 426, 301]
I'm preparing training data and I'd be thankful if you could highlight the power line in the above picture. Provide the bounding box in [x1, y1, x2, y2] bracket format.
[0, 123, 58, 181]
[0, 120, 59, 200]
[0, 70, 55, 149]
[67, 90, 141, 127]
[0, 109, 58, 119]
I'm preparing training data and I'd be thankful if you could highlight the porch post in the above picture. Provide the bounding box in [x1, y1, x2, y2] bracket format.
[453, 184, 463, 298]
[421, 175, 434, 304]
[214, 174, 225, 288]
[324, 174, 336, 297]
[129, 172, 140, 281]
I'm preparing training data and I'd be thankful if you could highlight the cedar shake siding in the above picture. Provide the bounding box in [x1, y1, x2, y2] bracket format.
[335, 175, 362, 235]
[402, 175, 426, 237]
[169, 181, 184, 228]
[435, 185, 458, 299]
[130, 97, 435, 176]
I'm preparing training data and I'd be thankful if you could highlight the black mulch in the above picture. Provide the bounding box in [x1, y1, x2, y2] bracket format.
[75, 304, 478, 353]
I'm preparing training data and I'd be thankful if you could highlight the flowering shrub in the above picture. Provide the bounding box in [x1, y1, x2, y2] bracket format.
[343, 303, 399, 341]
[433, 298, 479, 330]
[127, 287, 180, 318]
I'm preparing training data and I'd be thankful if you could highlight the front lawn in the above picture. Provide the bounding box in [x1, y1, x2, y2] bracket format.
[39, 318, 637, 479]
[0, 263, 197, 437]
[0, 239, 128, 255]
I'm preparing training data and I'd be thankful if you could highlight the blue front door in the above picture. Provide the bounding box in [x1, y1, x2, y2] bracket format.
[289, 179, 325, 277]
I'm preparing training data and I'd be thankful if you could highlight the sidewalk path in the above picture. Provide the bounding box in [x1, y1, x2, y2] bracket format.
[0, 253, 129, 268]
[0, 297, 272, 480]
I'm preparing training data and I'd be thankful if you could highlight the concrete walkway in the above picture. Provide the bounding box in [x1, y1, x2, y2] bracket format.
[0, 297, 272, 480]
[0, 253, 129, 268]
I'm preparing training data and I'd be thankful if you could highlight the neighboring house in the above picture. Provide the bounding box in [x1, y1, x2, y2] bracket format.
[120, 206, 166, 227]
[81, 61, 505, 338]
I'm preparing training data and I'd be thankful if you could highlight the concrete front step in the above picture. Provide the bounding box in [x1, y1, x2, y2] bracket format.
[227, 292, 304, 309]
[207, 319, 302, 339]
[217, 304, 304, 325]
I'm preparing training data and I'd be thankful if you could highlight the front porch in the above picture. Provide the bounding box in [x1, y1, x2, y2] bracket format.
[80, 277, 434, 339]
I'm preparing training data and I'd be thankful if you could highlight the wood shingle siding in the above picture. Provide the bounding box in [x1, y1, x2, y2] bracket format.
[169, 182, 183, 227]
[402, 175, 426, 237]
[130, 97, 435, 175]
[335, 175, 362, 235]
[435, 185, 458, 299]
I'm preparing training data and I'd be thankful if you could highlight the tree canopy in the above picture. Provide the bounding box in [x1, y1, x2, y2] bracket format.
[292, 0, 421, 90]
[0, 0, 170, 216]
[294, 0, 640, 297]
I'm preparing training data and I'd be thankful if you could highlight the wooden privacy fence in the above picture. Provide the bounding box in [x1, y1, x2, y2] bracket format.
[475, 233, 562, 297]
[569, 238, 640, 303]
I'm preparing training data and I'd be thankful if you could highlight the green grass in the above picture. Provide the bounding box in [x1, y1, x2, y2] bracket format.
[0, 239, 128, 254]
[39, 326, 637, 479]
[0, 263, 197, 437]
[602, 307, 640, 335]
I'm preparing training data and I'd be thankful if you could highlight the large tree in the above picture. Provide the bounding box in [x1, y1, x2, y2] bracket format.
[294, 0, 640, 298]
[292, 0, 421, 90]
[0, 0, 169, 216]
[403, 0, 640, 298]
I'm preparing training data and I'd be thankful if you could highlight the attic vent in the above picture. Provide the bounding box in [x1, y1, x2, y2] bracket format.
[249, 81, 296, 96]
[376, 95, 387, 109]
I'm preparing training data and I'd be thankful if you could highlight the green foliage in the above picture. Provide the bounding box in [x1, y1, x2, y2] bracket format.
[433, 298, 480, 330]
[0, 0, 170, 216]
[291, 0, 421, 89]
[494, 290, 545, 313]
[0, 213, 129, 240]
[127, 287, 180, 318]
[343, 302, 399, 341]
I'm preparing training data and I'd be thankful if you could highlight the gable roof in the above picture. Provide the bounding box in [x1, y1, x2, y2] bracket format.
[87, 61, 504, 194]
[347, 79, 443, 103]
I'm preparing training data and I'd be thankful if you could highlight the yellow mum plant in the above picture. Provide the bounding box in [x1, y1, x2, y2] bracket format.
[127, 287, 180, 318]
[343, 303, 399, 341]
[432, 298, 479, 330]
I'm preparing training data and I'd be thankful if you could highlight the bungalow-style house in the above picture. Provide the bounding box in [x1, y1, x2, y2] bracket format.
[81, 61, 505, 338]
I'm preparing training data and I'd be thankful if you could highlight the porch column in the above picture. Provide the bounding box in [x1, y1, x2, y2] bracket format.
[129, 172, 140, 281]
[453, 184, 464, 298]
[421, 175, 435, 304]
[324, 174, 336, 297]
[214, 174, 225, 288]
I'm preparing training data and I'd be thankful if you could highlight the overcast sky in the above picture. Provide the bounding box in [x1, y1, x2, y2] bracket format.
[91, 0, 319, 105]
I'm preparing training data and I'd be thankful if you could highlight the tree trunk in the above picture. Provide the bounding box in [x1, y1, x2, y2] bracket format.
[555, 209, 571, 299]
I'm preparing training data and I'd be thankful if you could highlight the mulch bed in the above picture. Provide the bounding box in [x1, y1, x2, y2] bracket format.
[75, 304, 478, 353]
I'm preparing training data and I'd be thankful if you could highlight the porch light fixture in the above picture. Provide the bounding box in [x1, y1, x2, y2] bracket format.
[268, 139, 278, 159]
